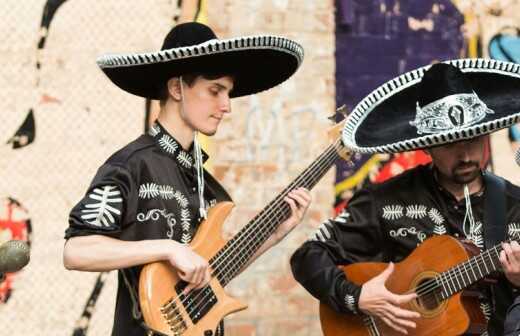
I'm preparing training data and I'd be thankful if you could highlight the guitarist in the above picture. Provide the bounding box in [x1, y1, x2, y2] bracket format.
[291, 61, 520, 335]
[62, 22, 311, 336]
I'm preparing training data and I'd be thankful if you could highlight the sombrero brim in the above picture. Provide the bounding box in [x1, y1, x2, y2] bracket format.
[342, 58, 520, 154]
[97, 35, 304, 99]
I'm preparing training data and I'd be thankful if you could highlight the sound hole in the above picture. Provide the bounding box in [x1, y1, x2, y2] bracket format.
[415, 278, 442, 311]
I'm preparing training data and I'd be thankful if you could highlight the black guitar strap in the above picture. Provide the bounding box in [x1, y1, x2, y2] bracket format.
[483, 172, 510, 336]
[483, 172, 506, 249]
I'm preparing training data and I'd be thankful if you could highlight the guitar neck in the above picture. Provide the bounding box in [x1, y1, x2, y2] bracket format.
[209, 139, 344, 286]
[437, 241, 507, 299]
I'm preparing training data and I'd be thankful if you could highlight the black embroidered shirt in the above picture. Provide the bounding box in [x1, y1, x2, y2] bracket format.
[66, 122, 230, 336]
[291, 164, 520, 336]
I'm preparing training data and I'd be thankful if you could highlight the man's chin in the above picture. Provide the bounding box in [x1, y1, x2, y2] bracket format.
[453, 170, 480, 185]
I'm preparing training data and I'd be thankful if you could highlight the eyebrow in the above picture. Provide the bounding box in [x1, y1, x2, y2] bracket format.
[213, 82, 233, 91]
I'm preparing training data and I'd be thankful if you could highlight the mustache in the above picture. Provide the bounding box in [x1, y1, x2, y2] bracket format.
[454, 162, 480, 171]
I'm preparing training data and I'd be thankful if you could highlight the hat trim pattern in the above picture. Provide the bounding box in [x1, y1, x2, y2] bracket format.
[411, 92, 494, 134]
[97, 35, 304, 69]
[342, 58, 520, 153]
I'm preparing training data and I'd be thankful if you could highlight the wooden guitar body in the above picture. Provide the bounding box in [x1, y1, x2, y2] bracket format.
[139, 202, 246, 336]
[320, 235, 487, 336]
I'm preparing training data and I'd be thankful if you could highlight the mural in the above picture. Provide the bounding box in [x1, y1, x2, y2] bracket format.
[334, 0, 466, 210]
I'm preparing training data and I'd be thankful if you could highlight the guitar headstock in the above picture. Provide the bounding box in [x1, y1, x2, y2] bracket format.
[327, 105, 351, 161]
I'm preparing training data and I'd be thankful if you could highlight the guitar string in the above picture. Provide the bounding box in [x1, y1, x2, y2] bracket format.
[412, 245, 502, 298]
[168, 140, 342, 325]
[163, 139, 343, 329]
[165, 140, 342, 329]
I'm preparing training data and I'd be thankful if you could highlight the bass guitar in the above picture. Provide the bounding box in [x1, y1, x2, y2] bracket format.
[140, 111, 350, 335]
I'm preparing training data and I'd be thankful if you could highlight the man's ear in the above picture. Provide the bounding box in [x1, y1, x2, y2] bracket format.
[167, 77, 182, 101]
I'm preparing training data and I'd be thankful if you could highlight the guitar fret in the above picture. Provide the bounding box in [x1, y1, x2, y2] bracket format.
[211, 142, 344, 286]
[481, 254, 490, 274]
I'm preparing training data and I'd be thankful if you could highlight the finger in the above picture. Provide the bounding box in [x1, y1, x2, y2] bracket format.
[500, 250, 511, 271]
[196, 268, 212, 289]
[292, 188, 312, 203]
[379, 314, 408, 335]
[391, 292, 419, 306]
[183, 282, 196, 295]
[285, 196, 298, 216]
[287, 192, 308, 207]
[386, 301, 421, 319]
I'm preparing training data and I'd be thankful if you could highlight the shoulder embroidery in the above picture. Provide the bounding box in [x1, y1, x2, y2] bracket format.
[405, 205, 427, 219]
[158, 134, 178, 154]
[139, 183, 178, 200]
[508, 222, 520, 239]
[428, 208, 445, 225]
[148, 124, 160, 137]
[80, 186, 122, 227]
[382, 205, 404, 221]
[309, 219, 334, 242]
[177, 151, 193, 168]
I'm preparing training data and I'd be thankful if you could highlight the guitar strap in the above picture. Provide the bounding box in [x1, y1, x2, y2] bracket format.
[483, 172, 510, 336]
[483, 172, 506, 249]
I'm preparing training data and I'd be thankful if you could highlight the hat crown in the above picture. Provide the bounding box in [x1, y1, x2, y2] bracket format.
[161, 22, 218, 50]
[418, 63, 474, 107]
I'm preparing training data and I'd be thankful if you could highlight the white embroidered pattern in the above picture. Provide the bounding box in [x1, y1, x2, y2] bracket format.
[334, 210, 350, 223]
[139, 183, 160, 199]
[508, 222, 520, 239]
[310, 220, 334, 242]
[433, 223, 447, 235]
[139, 183, 177, 200]
[344, 294, 357, 313]
[405, 205, 427, 219]
[136, 209, 177, 238]
[174, 190, 189, 208]
[148, 124, 160, 137]
[428, 208, 445, 225]
[177, 151, 193, 168]
[389, 227, 427, 243]
[480, 302, 492, 320]
[158, 185, 175, 199]
[382, 205, 404, 220]
[80, 186, 122, 227]
[180, 208, 192, 244]
[158, 134, 178, 154]
[467, 221, 484, 249]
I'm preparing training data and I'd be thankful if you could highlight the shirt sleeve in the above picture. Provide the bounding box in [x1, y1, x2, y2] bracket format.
[290, 188, 385, 314]
[65, 163, 136, 239]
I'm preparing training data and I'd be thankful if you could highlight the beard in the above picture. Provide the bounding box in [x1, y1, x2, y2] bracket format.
[451, 162, 481, 185]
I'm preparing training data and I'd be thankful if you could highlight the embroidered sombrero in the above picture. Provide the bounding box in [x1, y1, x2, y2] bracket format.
[342, 58, 520, 154]
[96, 22, 304, 99]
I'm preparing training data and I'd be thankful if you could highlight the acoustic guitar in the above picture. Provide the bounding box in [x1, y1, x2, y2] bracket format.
[319, 234, 511, 336]
[139, 111, 351, 335]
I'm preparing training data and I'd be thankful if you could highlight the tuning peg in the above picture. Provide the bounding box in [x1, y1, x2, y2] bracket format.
[327, 104, 348, 122]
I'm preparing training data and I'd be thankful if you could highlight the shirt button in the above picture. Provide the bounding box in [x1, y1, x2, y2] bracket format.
[454, 233, 459, 237]
[454, 205, 458, 210]
[192, 187, 196, 192]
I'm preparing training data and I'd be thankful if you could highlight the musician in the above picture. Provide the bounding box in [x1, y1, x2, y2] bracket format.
[291, 61, 520, 335]
[62, 22, 311, 336]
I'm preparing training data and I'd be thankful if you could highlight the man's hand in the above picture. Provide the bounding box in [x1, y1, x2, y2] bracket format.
[167, 241, 211, 294]
[358, 262, 420, 335]
[500, 241, 520, 287]
[273, 187, 312, 241]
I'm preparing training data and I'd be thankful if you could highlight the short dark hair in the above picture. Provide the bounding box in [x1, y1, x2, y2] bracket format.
[158, 71, 235, 106]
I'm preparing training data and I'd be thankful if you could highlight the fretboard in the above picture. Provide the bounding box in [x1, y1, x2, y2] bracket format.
[209, 140, 344, 286]
[437, 242, 508, 299]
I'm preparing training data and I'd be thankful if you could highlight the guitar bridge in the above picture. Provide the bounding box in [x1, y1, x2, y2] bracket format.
[172, 281, 219, 324]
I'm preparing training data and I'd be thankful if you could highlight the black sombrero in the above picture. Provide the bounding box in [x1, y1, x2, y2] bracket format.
[342, 58, 520, 154]
[96, 22, 304, 99]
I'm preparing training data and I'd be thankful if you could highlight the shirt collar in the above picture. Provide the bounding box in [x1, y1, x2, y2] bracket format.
[428, 165, 484, 205]
[148, 121, 209, 169]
